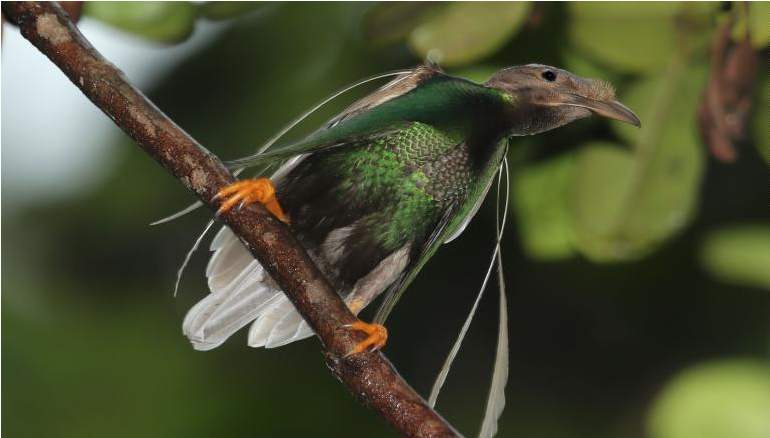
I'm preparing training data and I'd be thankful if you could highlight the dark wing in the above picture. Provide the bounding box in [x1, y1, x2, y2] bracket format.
[373, 139, 508, 324]
[373, 199, 465, 324]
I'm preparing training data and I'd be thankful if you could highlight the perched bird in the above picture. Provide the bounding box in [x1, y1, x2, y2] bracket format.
[182, 63, 639, 355]
[175, 63, 639, 436]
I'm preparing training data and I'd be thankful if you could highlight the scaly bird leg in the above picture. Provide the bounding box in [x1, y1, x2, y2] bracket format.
[344, 320, 388, 356]
[214, 178, 290, 223]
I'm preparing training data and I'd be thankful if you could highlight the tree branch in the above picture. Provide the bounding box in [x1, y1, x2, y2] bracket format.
[2, 2, 458, 437]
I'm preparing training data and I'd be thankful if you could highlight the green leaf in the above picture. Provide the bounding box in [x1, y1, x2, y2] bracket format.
[83, 2, 198, 43]
[567, 2, 714, 73]
[567, 61, 707, 262]
[732, 2, 770, 49]
[361, 2, 444, 47]
[198, 2, 268, 21]
[700, 225, 770, 291]
[648, 359, 770, 438]
[568, 142, 635, 260]
[512, 153, 576, 260]
[408, 2, 531, 67]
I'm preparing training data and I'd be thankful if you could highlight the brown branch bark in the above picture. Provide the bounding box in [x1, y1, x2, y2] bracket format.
[2, 2, 458, 437]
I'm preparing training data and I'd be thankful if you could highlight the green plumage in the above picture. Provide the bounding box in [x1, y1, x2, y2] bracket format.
[184, 63, 640, 436]
[225, 63, 639, 322]
[250, 70, 509, 321]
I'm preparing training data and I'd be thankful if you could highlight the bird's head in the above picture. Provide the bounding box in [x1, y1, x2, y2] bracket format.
[486, 64, 641, 135]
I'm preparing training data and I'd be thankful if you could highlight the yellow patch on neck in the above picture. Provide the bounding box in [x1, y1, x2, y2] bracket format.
[499, 92, 515, 104]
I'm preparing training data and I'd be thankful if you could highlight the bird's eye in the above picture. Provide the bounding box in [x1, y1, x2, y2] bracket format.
[541, 70, 557, 82]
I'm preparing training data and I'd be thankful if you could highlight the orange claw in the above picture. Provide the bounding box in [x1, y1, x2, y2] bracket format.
[345, 320, 388, 356]
[214, 178, 290, 223]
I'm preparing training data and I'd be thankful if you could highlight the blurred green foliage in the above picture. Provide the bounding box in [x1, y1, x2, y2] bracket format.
[754, 74, 770, 165]
[83, 1, 200, 42]
[407, 2, 532, 66]
[700, 226, 770, 291]
[4, 2, 769, 438]
[512, 149, 575, 259]
[569, 61, 708, 261]
[82, 1, 269, 42]
[567, 2, 715, 73]
[732, 1, 770, 48]
[648, 359, 770, 438]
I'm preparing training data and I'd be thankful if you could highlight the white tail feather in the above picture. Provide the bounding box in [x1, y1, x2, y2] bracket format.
[245, 296, 314, 348]
[265, 302, 314, 348]
[183, 280, 283, 351]
[248, 297, 289, 345]
[206, 227, 241, 275]
[182, 223, 317, 350]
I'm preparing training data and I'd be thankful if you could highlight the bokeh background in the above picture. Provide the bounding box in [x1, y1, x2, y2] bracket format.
[3, 2, 769, 438]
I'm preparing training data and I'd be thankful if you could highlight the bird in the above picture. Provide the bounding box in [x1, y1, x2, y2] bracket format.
[181, 63, 640, 355]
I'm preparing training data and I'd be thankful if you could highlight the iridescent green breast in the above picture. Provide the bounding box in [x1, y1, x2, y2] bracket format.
[332, 122, 470, 250]
[275, 120, 480, 287]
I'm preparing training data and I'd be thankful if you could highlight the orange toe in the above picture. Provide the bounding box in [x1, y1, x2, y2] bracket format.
[214, 178, 290, 223]
[345, 320, 388, 356]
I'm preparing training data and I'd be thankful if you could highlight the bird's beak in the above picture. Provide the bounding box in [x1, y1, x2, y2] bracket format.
[562, 94, 641, 127]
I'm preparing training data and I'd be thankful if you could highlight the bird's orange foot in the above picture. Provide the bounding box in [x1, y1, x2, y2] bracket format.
[214, 178, 290, 223]
[344, 320, 388, 356]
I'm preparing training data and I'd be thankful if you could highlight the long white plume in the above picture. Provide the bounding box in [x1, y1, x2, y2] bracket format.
[428, 156, 510, 412]
[478, 157, 510, 438]
[173, 219, 216, 297]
